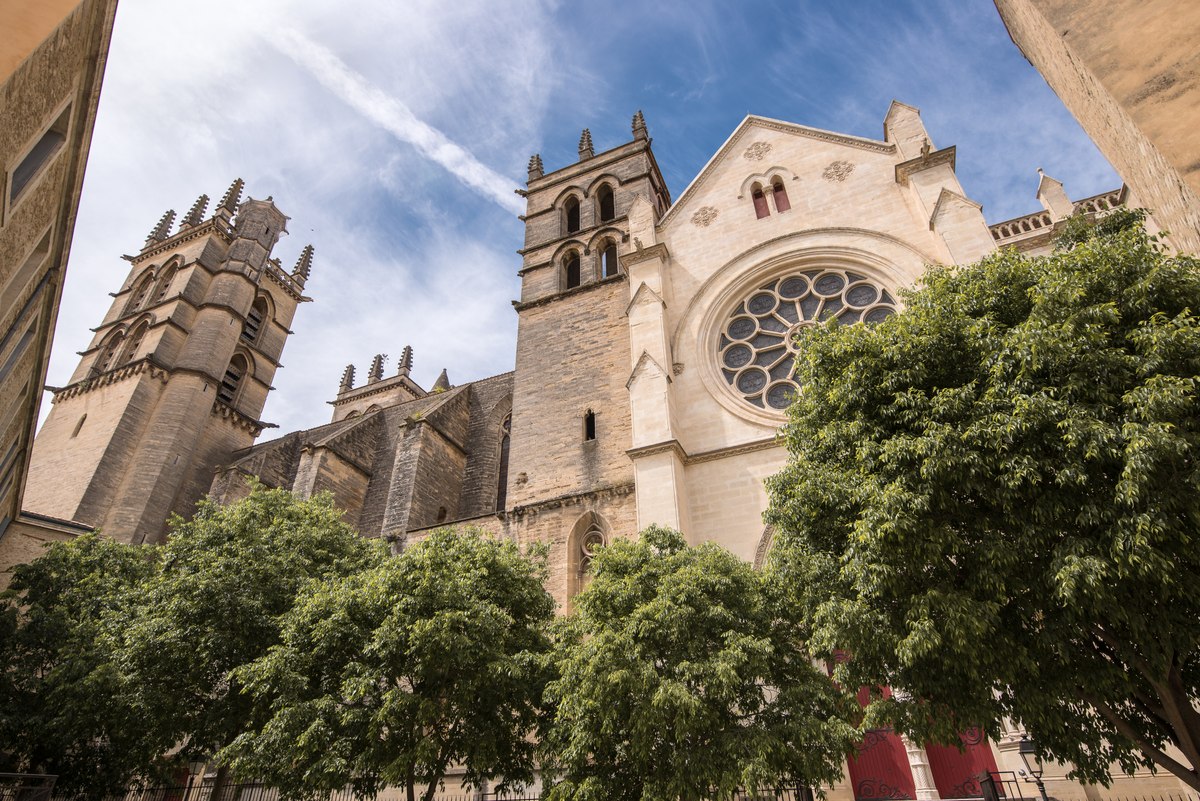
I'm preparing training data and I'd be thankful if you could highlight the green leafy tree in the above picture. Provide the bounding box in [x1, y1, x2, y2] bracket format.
[222, 527, 555, 801]
[542, 526, 858, 801]
[118, 484, 382, 787]
[0, 534, 158, 795]
[765, 217, 1200, 790]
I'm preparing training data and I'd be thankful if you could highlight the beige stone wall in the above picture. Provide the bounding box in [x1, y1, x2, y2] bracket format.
[994, 0, 1200, 253]
[626, 113, 993, 544]
[683, 445, 787, 563]
[506, 487, 637, 613]
[0, 513, 85, 590]
[0, 0, 115, 535]
[508, 278, 635, 508]
[25, 188, 305, 543]
[24, 368, 162, 526]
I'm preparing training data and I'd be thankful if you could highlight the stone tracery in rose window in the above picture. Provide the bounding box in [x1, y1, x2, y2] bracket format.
[579, 525, 606, 577]
[717, 269, 898, 411]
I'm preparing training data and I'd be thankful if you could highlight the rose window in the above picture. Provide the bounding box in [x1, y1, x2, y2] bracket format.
[718, 269, 898, 410]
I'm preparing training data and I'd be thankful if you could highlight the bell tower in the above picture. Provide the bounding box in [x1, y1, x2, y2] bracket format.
[24, 180, 312, 543]
[506, 112, 671, 607]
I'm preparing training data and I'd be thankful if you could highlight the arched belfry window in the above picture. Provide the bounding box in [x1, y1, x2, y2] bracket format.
[97, 331, 124, 373]
[751, 183, 769, 219]
[772, 177, 791, 213]
[217, 353, 249, 406]
[597, 184, 615, 222]
[495, 414, 511, 513]
[126, 274, 155, 314]
[242, 297, 268, 345]
[564, 196, 581, 234]
[154, 264, 178, 303]
[121, 321, 149, 365]
[601, 242, 619, 278]
[564, 252, 581, 290]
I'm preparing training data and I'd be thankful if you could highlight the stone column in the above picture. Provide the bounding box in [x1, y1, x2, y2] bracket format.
[903, 735, 940, 801]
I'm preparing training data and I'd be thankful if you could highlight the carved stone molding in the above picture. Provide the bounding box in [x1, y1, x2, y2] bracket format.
[691, 206, 719, 227]
[743, 141, 772, 160]
[823, 160, 855, 182]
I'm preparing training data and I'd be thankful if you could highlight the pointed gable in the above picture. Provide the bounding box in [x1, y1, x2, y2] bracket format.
[659, 114, 895, 228]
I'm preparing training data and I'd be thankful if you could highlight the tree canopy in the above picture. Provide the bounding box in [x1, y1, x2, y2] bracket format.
[543, 526, 858, 801]
[765, 216, 1200, 790]
[0, 534, 157, 794]
[0, 485, 382, 795]
[118, 485, 382, 778]
[222, 527, 555, 801]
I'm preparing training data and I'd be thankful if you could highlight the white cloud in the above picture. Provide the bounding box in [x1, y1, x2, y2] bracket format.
[269, 27, 524, 216]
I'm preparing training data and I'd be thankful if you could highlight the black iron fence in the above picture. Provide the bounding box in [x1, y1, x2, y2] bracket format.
[0, 774, 58, 801]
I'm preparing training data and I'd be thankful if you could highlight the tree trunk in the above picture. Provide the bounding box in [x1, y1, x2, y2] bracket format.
[210, 764, 231, 801]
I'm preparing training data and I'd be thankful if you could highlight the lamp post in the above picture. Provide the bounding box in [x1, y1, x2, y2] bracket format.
[1018, 735, 1050, 801]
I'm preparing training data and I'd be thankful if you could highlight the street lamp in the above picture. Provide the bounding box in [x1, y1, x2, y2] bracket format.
[1018, 735, 1050, 801]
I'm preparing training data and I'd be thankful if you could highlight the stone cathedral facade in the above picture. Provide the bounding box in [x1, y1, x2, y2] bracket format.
[23, 104, 1155, 801]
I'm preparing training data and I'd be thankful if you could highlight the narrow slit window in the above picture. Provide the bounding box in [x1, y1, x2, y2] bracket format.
[436, 507, 448, 524]
[772, 179, 791, 212]
[597, 185, 615, 222]
[751, 184, 769, 219]
[565, 254, 581, 289]
[9, 105, 70, 206]
[71, 414, 87, 438]
[602, 243, 619, 278]
[565, 197, 581, 233]
[584, 409, 596, 441]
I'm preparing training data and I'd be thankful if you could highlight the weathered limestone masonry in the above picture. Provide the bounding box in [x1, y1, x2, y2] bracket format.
[24, 182, 311, 543]
[0, 0, 117, 579]
[16, 102, 1168, 799]
[506, 115, 669, 607]
[994, 0, 1200, 254]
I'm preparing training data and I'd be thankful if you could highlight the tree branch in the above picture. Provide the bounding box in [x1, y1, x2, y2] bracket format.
[1081, 691, 1200, 793]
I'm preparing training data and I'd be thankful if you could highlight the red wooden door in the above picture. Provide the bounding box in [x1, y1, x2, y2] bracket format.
[924, 728, 1000, 799]
[847, 686, 916, 801]
[848, 726, 917, 801]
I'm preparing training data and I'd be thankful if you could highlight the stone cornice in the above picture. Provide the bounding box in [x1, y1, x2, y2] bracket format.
[53, 356, 273, 406]
[894, 145, 956, 186]
[525, 139, 651, 192]
[620, 242, 669, 268]
[211, 399, 273, 435]
[512, 272, 626, 312]
[130, 219, 229, 263]
[508, 482, 636, 518]
[518, 214, 630, 259]
[131, 225, 308, 303]
[330, 374, 427, 406]
[52, 358, 170, 401]
[626, 436, 779, 465]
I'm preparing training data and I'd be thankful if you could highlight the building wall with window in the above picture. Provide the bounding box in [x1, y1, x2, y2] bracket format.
[18, 103, 1176, 798]
[22, 182, 310, 545]
[0, 0, 118, 582]
[993, 0, 1200, 254]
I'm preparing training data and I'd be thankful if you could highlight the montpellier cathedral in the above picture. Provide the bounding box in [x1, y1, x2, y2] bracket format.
[20, 105, 1136, 801]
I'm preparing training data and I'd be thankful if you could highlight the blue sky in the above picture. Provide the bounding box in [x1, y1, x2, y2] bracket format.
[48, 0, 1118, 438]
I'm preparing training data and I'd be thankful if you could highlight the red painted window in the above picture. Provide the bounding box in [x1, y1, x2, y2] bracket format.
[773, 179, 791, 212]
[752, 186, 769, 219]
